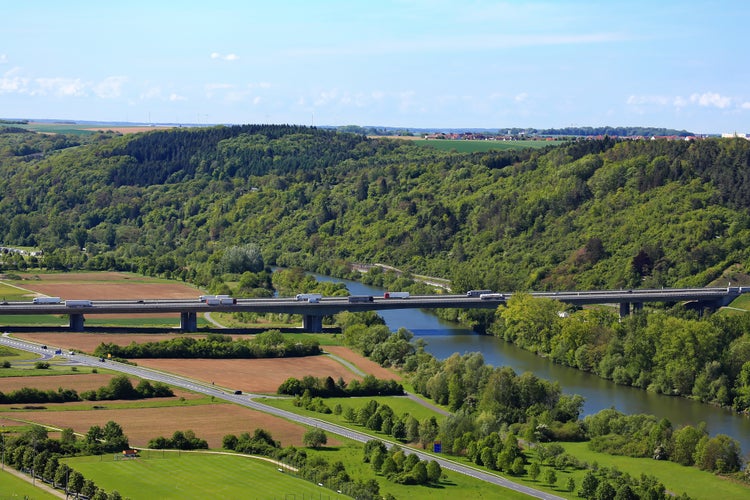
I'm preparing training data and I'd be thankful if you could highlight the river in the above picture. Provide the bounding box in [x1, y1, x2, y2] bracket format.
[314, 274, 750, 454]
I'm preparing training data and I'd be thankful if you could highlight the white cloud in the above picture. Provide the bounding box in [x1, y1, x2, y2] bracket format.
[211, 52, 239, 61]
[93, 76, 127, 98]
[514, 92, 528, 103]
[690, 91, 731, 109]
[169, 93, 186, 102]
[0, 67, 29, 94]
[741, 102, 750, 110]
[0, 54, 8, 64]
[33, 77, 86, 97]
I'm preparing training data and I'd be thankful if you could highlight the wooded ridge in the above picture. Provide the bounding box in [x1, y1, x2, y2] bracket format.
[1, 125, 748, 294]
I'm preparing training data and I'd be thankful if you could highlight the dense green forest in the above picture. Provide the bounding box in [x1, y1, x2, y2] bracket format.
[1, 124, 748, 292]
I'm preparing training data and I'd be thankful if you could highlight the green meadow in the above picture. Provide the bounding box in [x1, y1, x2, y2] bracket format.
[556, 442, 750, 500]
[64, 452, 347, 500]
[0, 281, 31, 302]
[63, 444, 531, 500]
[0, 469, 59, 500]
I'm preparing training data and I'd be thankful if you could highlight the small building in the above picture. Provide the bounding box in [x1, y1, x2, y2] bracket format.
[122, 449, 139, 458]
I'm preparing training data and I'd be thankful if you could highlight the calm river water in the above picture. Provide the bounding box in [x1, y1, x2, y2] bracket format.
[315, 274, 750, 454]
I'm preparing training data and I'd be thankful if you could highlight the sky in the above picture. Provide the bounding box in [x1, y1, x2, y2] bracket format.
[2, 1, 749, 133]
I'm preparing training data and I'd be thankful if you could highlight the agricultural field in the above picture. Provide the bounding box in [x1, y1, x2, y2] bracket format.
[10, 271, 202, 301]
[9, 332, 400, 394]
[9, 121, 176, 136]
[64, 452, 349, 500]
[0, 401, 316, 449]
[417, 138, 557, 152]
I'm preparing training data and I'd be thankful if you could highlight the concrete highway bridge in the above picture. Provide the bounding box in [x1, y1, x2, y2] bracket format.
[0, 287, 746, 333]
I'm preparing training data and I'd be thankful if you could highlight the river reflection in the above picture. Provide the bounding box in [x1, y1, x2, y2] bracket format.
[314, 274, 750, 454]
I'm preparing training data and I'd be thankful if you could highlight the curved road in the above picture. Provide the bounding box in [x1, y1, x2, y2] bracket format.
[0, 334, 562, 500]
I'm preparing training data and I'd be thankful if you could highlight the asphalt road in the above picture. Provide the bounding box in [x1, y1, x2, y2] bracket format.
[0, 334, 564, 500]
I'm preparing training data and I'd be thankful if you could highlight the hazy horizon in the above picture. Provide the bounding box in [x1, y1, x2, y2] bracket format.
[3, 1, 748, 134]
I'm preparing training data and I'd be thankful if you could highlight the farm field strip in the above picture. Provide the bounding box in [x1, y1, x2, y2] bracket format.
[64, 452, 346, 500]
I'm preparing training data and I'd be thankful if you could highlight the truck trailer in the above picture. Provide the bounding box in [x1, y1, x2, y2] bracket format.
[32, 297, 62, 304]
[204, 296, 237, 305]
[348, 295, 374, 303]
[65, 300, 92, 307]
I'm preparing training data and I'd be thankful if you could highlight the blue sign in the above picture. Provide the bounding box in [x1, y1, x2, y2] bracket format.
[433, 442, 441, 453]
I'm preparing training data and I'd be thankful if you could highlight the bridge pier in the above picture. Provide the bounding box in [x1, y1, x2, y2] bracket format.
[69, 314, 85, 332]
[302, 314, 323, 333]
[619, 302, 644, 318]
[619, 302, 630, 317]
[180, 312, 198, 332]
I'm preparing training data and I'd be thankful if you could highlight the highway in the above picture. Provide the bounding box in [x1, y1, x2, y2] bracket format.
[0, 287, 745, 332]
[0, 286, 746, 315]
[0, 333, 563, 500]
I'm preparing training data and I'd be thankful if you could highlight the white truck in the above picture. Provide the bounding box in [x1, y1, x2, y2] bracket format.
[204, 296, 237, 305]
[32, 297, 62, 304]
[65, 300, 92, 307]
[479, 293, 505, 301]
[384, 291, 410, 299]
[295, 293, 322, 302]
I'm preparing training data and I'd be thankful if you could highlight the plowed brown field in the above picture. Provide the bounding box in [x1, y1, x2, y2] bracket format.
[13, 332, 400, 393]
[16, 272, 201, 300]
[0, 403, 324, 448]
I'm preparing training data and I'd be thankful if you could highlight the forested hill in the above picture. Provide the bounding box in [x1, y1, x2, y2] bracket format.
[1, 125, 749, 291]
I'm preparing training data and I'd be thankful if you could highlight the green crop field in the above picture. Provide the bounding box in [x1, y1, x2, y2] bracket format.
[417, 139, 558, 152]
[9, 122, 97, 136]
[64, 452, 348, 500]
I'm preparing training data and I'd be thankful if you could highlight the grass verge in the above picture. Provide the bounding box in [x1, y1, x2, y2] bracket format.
[0, 468, 59, 499]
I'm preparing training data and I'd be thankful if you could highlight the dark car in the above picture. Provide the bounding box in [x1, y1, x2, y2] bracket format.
[234, 390, 242, 395]
[41, 345, 47, 349]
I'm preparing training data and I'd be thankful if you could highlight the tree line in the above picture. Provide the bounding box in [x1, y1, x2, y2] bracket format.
[0, 374, 173, 404]
[0, 421, 130, 499]
[94, 330, 321, 359]
[278, 374, 403, 398]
